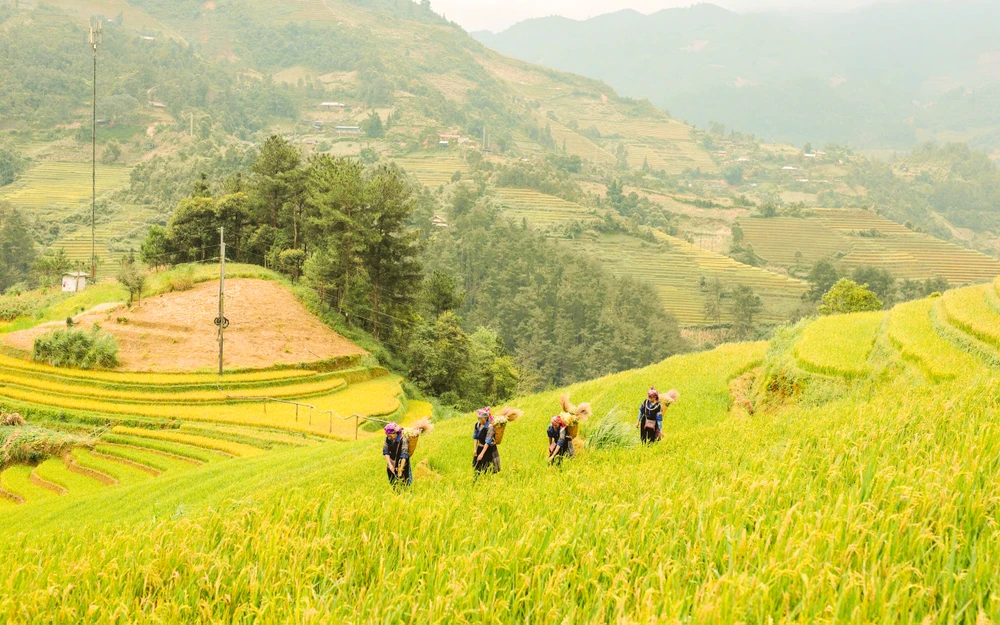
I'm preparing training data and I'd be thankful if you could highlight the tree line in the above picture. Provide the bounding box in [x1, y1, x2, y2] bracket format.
[141, 137, 688, 408]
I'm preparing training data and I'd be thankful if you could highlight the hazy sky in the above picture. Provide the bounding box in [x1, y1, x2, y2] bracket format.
[434, 0, 916, 32]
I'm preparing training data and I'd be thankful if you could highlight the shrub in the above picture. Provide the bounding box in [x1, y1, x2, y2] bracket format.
[32, 325, 120, 370]
[168, 266, 196, 292]
[587, 410, 639, 450]
[819, 279, 883, 315]
[0, 425, 91, 468]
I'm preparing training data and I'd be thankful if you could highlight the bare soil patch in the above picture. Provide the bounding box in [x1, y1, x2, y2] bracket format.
[4, 279, 365, 372]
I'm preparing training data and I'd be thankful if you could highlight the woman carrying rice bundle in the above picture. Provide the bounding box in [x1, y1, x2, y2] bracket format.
[472, 407, 500, 477]
[382, 423, 412, 486]
[547, 415, 574, 465]
[637, 387, 678, 443]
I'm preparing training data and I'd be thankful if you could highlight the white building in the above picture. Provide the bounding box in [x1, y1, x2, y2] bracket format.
[62, 272, 88, 293]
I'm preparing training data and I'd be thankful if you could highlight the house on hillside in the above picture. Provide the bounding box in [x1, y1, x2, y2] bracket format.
[62, 272, 88, 293]
[431, 215, 448, 228]
[335, 126, 361, 135]
[320, 102, 347, 110]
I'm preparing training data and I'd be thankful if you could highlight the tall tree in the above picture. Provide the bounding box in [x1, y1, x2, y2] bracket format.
[167, 197, 218, 261]
[357, 166, 423, 340]
[730, 285, 763, 338]
[305, 155, 366, 313]
[0, 204, 37, 290]
[252, 136, 301, 229]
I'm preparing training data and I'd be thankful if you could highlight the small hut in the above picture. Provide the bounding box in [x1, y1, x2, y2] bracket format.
[61, 272, 88, 293]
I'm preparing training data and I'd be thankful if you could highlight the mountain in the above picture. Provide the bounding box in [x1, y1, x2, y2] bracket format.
[3, 0, 1000, 343]
[474, 1, 1000, 152]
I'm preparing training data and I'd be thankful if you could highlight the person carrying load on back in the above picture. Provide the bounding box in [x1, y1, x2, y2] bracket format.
[383, 423, 412, 486]
[473, 407, 500, 476]
[547, 415, 574, 465]
[637, 387, 664, 444]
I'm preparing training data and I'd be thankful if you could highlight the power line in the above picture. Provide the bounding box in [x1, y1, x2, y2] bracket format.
[89, 19, 102, 281]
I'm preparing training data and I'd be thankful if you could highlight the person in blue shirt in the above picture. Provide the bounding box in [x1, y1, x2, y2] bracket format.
[637, 387, 663, 444]
[547, 415, 574, 465]
[383, 423, 411, 486]
[472, 407, 500, 476]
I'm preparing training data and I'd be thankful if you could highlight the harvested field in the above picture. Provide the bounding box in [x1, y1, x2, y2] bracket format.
[3, 279, 364, 371]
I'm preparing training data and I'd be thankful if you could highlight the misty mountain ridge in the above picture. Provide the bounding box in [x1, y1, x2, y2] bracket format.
[474, 1, 1000, 152]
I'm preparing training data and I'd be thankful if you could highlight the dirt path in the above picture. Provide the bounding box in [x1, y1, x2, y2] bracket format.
[4, 279, 365, 372]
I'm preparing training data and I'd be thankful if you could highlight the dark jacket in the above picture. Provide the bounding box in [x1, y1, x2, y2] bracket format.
[638, 399, 663, 431]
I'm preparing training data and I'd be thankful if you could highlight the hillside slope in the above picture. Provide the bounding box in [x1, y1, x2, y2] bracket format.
[3, 278, 1000, 619]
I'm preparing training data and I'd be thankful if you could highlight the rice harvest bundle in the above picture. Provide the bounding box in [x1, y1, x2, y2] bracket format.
[559, 394, 591, 438]
[660, 389, 680, 407]
[404, 418, 434, 456]
[0, 411, 25, 427]
[491, 407, 522, 444]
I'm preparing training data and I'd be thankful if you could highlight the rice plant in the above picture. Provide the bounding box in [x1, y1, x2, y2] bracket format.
[586, 408, 639, 449]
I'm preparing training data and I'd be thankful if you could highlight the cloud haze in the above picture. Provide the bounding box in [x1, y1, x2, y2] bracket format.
[432, 0, 919, 33]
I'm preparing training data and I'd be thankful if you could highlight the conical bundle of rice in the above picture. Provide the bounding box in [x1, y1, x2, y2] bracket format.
[404, 418, 434, 456]
[492, 407, 522, 444]
[660, 389, 680, 407]
[559, 394, 591, 438]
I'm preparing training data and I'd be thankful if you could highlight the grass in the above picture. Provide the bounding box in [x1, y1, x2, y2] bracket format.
[887, 298, 979, 381]
[100, 434, 225, 463]
[6, 286, 1000, 619]
[940, 284, 1000, 351]
[0, 464, 58, 503]
[71, 448, 153, 488]
[794, 311, 885, 378]
[111, 427, 266, 458]
[34, 456, 106, 496]
[92, 444, 201, 474]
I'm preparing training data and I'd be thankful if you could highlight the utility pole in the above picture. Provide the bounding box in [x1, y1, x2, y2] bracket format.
[215, 227, 228, 375]
[89, 20, 102, 280]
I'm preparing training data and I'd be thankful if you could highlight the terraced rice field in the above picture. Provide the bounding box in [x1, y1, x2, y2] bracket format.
[738, 217, 848, 266]
[938, 284, 1000, 354]
[546, 119, 613, 162]
[0, 161, 140, 276]
[740, 209, 1000, 284]
[393, 153, 469, 188]
[794, 312, 884, 378]
[0, 162, 131, 213]
[887, 299, 977, 381]
[0, 350, 402, 438]
[0, 344, 415, 509]
[571, 232, 808, 326]
[495, 188, 597, 229]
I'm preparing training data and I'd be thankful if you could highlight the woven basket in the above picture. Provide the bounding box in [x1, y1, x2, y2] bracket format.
[407, 435, 419, 456]
[566, 423, 579, 438]
[494, 423, 507, 444]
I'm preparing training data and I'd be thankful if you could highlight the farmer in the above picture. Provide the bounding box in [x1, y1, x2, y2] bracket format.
[472, 407, 500, 476]
[547, 415, 574, 465]
[637, 387, 664, 444]
[383, 423, 412, 486]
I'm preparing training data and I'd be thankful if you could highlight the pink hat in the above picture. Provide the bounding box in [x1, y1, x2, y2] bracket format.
[384, 423, 401, 436]
[648, 387, 659, 400]
[477, 407, 492, 420]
